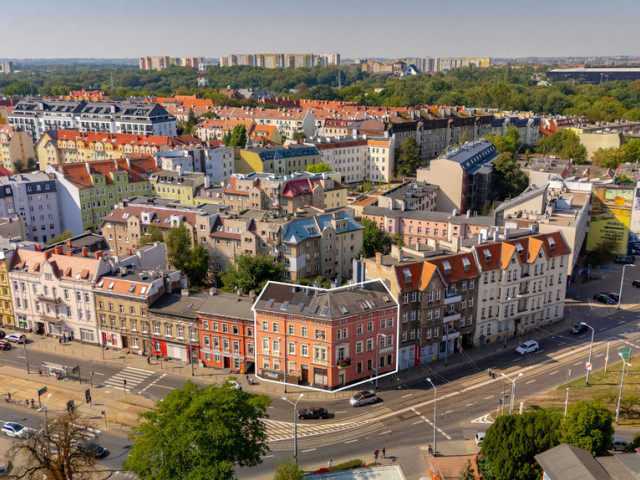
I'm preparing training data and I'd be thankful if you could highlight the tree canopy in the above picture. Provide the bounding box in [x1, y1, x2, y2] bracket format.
[274, 459, 305, 480]
[226, 124, 248, 147]
[138, 225, 164, 247]
[124, 380, 271, 480]
[535, 129, 587, 164]
[484, 125, 522, 155]
[492, 152, 529, 200]
[360, 218, 392, 258]
[591, 139, 640, 169]
[46, 230, 73, 246]
[558, 401, 614, 456]
[395, 137, 422, 177]
[220, 253, 284, 293]
[166, 222, 209, 286]
[306, 162, 332, 173]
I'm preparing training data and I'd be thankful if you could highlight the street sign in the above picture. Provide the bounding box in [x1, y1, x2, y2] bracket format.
[37, 387, 47, 396]
[620, 348, 631, 361]
[586, 362, 592, 371]
[71, 365, 80, 373]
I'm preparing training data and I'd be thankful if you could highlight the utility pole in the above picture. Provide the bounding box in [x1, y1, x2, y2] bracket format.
[615, 353, 632, 424]
[427, 378, 437, 457]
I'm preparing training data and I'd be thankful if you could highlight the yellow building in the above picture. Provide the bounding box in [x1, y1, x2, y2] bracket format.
[150, 171, 205, 205]
[0, 126, 35, 172]
[0, 250, 15, 328]
[236, 145, 320, 175]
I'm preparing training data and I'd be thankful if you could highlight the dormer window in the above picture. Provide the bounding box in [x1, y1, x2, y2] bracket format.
[443, 260, 451, 275]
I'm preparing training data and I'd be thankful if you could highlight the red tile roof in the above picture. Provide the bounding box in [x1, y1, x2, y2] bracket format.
[427, 252, 480, 283]
[10, 249, 102, 282]
[49, 157, 161, 189]
[104, 205, 200, 229]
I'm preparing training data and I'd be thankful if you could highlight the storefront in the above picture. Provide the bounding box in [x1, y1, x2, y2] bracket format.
[101, 330, 121, 348]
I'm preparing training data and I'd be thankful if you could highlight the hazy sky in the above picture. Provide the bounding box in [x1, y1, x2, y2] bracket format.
[2, 0, 638, 59]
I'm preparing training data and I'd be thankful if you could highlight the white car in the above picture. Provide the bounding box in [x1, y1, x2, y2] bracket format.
[227, 380, 242, 390]
[516, 340, 539, 355]
[2, 422, 31, 438]
[6, 333, 26, 344]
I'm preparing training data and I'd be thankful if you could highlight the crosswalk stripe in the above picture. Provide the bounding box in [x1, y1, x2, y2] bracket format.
[103, 367, 154, 390]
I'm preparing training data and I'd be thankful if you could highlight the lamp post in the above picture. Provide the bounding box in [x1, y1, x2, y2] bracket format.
[188, 325, 195, 377]
[501, 372, 523, 414]
[375, 333, 385, 388]
[43, 393, 52, 434]
[277, 336, 287, 393]
[22, 339, 30, 374]
[581, 322, 594, 385]
[282, 393, 304, 460]
[426, 377, 437, 456]
[615, 353, 632, 424]
[618, 264, 635, 310]
[443, 323, 449, 366]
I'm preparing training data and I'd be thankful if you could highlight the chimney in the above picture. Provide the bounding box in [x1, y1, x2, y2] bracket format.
[66, 240, 72, 247]
[236, 287, 243, 300]
[44, 250, 52, 260]
[35, 244, 41, 252]
[94, 251, 104, 260]
[67, 251, 73, 256]
[126, 249, 132, 255]
[249, 289, 256, 304]
[375, 251, 382, 265]
[55, 245, 63, 255]
[81, 247, 88, 257]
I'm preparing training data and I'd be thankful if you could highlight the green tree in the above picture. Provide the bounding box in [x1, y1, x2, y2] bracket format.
[481, 410, 561, 480]
[8, 409, 97, 480]
[220, 253, 284, 293]
[138, 225, 164, 247]
[492, 152, 529, 199]
[484, 125, 522, 155]
[395, 137, 421, 176]
[586, 238, 617, 266]
[360, 218, 392, 258]
[47, 230, 73, 245]
[292, 131, 306, 141]
[228, 124, 248, 148]
[592, 147, 624, 168]
[458, 458, 475, 480]
[222, 129, 232, 146]
[621, 138, 640, 163]
[306, 162, 332, 173]
[166, 222, 191, 272]
[618, 393, 639, 420]
[185, 244, 209, 287]
[536, 130, 587, 164]
[13, 159, 24, 173]
[124, 380, 271, 480]
[274, 459, 305, 480]
[558, 401, 614, 456]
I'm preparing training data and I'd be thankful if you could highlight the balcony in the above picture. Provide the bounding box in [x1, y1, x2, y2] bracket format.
[443, 312, 461, 323]
[444, 294, 462, 305]
[268, 250, 280, 257]
[337, 357, 351, 368]
[37, 295, 61, 305]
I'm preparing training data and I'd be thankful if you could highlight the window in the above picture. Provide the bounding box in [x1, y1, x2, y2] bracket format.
[301, 326, 308, 337]
[301, 344, 308, 357]
[165, 325, 171, 336]
[272, 322, 279, 333]
[366, 338, 373, 351]
[288, 342, 295, 355]
[367, 321, 373, 332]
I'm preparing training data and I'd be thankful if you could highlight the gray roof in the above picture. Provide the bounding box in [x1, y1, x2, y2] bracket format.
[305, 465, 407, 480]
[149, 291, 209, 320]
[597, 453, 640, 480]
[151, 170, 205, 188]
[362, 205, 494, 226]
[439, 139, 498, 174]
[282, 211, 363, 244]
[535, 444, 612, 480]
[494, 186, 547, 213]
[380, 181, 438, 200]
[197, 290, 254, 320]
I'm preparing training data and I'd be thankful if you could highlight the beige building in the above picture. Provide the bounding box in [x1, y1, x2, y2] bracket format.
[0, 126, 35, 172]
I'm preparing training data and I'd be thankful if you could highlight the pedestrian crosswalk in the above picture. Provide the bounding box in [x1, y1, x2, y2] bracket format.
[263, 417, 377, 441]
[103, 367, 155, 391]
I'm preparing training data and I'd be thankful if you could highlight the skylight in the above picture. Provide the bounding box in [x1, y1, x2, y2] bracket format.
[339, 305, 348, 314]
[462, 257, 471, 271]
[403, 268, 412, 283]
[320, 306, 330, 316]
[140, 286, 147, 295]
[108, 282, 115, 291]
[548, 237, 556, 249]
[281, 301, 290, 311]
[265, 298, 275, 309]
[443, 260, 452, 275]
[97, 280, 104, 288]
[310, 305, 319, 314]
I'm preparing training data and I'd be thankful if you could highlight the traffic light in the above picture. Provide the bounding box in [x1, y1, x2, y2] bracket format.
[85, 389, 91, 404]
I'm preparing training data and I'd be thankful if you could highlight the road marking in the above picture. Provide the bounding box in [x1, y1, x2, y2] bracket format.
[558, 342, 566, 345]
[401, 393, 413, 398]
[262, 455, 274, 458]
[471, 414, 494, 424]
[412, 420, 424, 425]
[484, 395, 494, 400]
[526, 379, 536, 384]
[139, 373, 167, 394]
[379, 430, 392, 435]
[302, 448, 316, 453]
[16, 356, 24, 359]
[511, 358, 520, 362]
[466, 402, 475, 406]
[595, 354, 604, 358]
[344, 439, 358, 444]
[600, 328, 608, 332]
[334, 411, 347, 414]
[574, 362, 582, 366]
[444, 410, 452, 414]
[549, 371, 558, 375]
[619, 321, 625, 325]
[578, 335, 586, 339]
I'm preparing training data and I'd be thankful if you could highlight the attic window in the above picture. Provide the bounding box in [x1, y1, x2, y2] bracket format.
[108, 282, 115, 291]
[128, 285, 136, 293]
[339, 305, 348, 314]
[359, 300, 369, 310]
[366, 299, 376, 308]
[140, 286, 147, 295]
[483, 250, 491, 261]
[403, 268, 412, 283]
[443, 260, 452, 275]
[310, 305, 319, 314]
[462, 257, 471, 272]
[265, 298, 275, 309]
[320, 306, 330, 316]
[548, 237, 556, 249]
[281, 301, 290, 311]
[297, 302, 304, 312]
[97, 280, 104, 288]
[382, 295, 390, 302]
[515, 243, 524, 253]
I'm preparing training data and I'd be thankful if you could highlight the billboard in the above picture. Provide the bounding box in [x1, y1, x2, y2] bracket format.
[586, 185, 634, 254]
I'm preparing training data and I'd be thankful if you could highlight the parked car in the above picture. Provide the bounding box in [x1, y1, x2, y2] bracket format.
[603, 292, 620, 302]
[593, 293, 615, 305]
[516, 340, 539, 355]
[227, 380, 242, 390]
[570, 324, 588, 335]
[2, 422, 30, 438]
[78, 441, 108, 459]
[614, 255, 634, 265]
[475, 432, 486, 446]
[612, 438, 629, 452]
[349, 390, 378, 407]
[632, 280, 640, 288]
[298, 407, 329, 420]
[0, 339, 10, 350]
[6, 333, 26, 344]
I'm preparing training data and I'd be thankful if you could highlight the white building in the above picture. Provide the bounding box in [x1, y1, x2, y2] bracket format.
[152, 146, 235, 184]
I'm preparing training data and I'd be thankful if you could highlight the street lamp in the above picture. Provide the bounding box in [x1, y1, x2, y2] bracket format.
[618, 264, 635, 310]
[180, 322, 195, 376]
[375, 333, 386, 388]
[277, 336, 287, 393]
[426, 378, 437, 457]
[282, 393, 304, 460]
[501, 372, 523, 414]
[615, 353, 632, 424]
[581, 322, 595, 385]
[44, 393, 52, 434]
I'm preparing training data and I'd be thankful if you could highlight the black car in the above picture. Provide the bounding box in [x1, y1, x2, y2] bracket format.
[614, 255, 634, 265]
[78, 441, 107, 459]
[602, 292, 620, 302]
[570, 324, 588, 335]
[298, 407, 329, 420]
[632, 280, 640, 288]
[593, 293, 615, 305]
[0, 340, 10, 350]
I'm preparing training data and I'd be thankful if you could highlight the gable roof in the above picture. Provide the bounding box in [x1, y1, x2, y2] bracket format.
[49, 157, 161, 188]
[535, 443, 612, 480]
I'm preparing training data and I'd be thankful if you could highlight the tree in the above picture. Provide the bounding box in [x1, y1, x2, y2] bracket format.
[8, 409, 97, 480]
[492, 152, 529, 199]
[586, 238, 616, 266]
[185, 244, 209, 287]
[220, 253, 284, 293]
[124, 380, 271, 480]
[558, 401, 614, 456]
[592, 147, 624, 169]
[458, 458, 476, 480]
[228, 124, 248, 148]
[481, 410, 561, 480]
[535, 130, 587, 164]
[13, 160, 24, 174]
[484, 125, 522, 155]
[166, 222, 191, 272]
[306, 162, 332, 173]
[274, 459, 305, 480]
[360, 218, 392, 258]
[618, 393, 639, 420]
[395, 137, 421, 176]
[138, 225, 164, 247]
[292, 131, 306, 141]
[47, 230, 73, 246]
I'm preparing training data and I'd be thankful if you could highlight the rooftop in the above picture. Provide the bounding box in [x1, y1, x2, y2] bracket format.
[197, 290, 254, 321]
[149, 291, 209, 320]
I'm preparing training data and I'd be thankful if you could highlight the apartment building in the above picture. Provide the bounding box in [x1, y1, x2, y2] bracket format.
[417, 140, 498, 214]
[95, 267, 181, 352]
[0, 249, 15, 328]
[46, 157, 161, 234]
[0, 172, 63, 244]
[214, 107, 316, 139]
[197, 290, 255, 372]
[9, 99, 177, 142]
[220, 53, 340, 68]
[195, 118, 254, 142]
[0, 126, 35, 172]
[9, 247, 111, 342]
[252, 280, 397, 390]
[150, 171, 205, 205]
[377, 181, 438, 211]
[492, 113, 541, 148]
[236, 145, 321, 176]
[37, 130, 203, 171]
[472, 232, 570, 346]
[152, 146, 235, 184]
[139, 56, 201, 71]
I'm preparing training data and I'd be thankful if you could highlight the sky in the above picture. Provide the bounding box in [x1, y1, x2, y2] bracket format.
[2, 0, 639, 59]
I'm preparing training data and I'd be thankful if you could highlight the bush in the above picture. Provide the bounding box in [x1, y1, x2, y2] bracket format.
[328, 459, 365, 471]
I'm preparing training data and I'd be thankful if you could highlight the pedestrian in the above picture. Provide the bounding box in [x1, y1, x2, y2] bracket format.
[382, 447, 386, 458]
[428, 444, 433, 455]
[146, 356, 151, 365]
[328, 459, 332, 468]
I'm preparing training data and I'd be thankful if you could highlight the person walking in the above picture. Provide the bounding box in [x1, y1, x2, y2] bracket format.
[328, 459, 332, 468]
[382, 447, 386, 458]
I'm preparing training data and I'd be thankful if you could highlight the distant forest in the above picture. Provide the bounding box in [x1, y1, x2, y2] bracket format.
[3, 64, 640, 122]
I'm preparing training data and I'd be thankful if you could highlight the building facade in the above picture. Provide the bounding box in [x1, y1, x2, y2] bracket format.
[0, 126, 35, 172]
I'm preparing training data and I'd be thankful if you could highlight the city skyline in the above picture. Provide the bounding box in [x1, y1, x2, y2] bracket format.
[2, 0, 638, 60]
